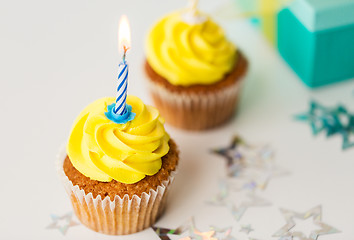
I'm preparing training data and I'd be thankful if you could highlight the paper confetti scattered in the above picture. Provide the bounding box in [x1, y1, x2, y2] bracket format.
[209, 226, 237, 240]
[209, 136, 280, 223]
[230, 193, 272, 221]
[342, 130, 354, 150]
[152, 219, 192, 240]
[193, 230, 217, 240]
[295, 100, 354, 150]
[273, 205, 340, 240]
[212, 136, 287, 191]
[206, 180, 272, 223]
[152, 218, 237, 240]
[212, 136, 245, 177]
[46, 212, 79, 235]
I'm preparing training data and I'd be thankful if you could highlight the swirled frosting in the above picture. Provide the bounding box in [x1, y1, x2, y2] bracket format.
[146, 11, 237, 86]
[67, 96, 170, 184]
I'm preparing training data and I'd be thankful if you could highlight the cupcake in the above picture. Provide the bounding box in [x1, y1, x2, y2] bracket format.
[145, 10, 248, 130]
[57, 95, 179, 235]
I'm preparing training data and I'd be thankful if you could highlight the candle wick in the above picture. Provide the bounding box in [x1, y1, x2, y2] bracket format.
[122, 45, 130, 63]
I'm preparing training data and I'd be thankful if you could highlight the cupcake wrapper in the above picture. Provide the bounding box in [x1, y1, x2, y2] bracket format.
[56, 146, 175, 235]
[147, 77, 244, 130]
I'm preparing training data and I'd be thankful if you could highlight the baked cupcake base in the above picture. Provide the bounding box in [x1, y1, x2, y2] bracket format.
[57, 140, 179, 235]
[145, 53, 248, 131]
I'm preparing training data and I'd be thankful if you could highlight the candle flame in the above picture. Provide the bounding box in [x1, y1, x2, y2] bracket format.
[118, 15, 131, 54]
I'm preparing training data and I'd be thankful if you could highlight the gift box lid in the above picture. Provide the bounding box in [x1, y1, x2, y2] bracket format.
[289, 0, 354, 31]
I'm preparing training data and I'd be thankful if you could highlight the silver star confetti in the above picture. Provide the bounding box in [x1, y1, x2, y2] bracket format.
[230, 193, 271, 221]
[154, 218, 239, 240]
[273, 205, 340, 240]
[152, 219, 193, 240]
[230, 164, 289, 192]
[212, 136, 287, 191]
[209, 226, 237, 240]
[212, 136, 245, 177]
[46, 212, 79, 235]
[193, 229, 217, 240]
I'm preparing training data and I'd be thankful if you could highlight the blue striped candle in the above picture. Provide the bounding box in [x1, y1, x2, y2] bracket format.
[114, 57, 128, 115]
[114, 15, 130, 116]
[104, 15, 135, 124]
[105, 15, 135, 124]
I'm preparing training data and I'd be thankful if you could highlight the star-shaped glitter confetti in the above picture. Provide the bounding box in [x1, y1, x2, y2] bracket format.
[212, 136, 245, 177]
[193, 229, 218, 240]
[295, 101, 331, 135]
[152, 219, 192, 240]
[295, 100, 354, 150]
[239, 224, 254, 235]
[46, 212, 79, 235]
[342, 129, 354, 149]
[230, 193, 271, 221]
[236, 165, 289, 192]
[209, 226, 237, 240]
[153, 218, 238, 240]
[153, 218, 214, 240]
[206, 181, 272, 221]
[211, 136, 287, 191]
[273, 205, 340, 240]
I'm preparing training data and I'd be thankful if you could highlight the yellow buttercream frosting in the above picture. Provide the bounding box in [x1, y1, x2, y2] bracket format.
[67, 96, 170, 184]
[146, 10, 237, 86]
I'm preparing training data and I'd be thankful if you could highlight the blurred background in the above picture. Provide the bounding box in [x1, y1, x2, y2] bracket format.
[1, 0, 353, 239]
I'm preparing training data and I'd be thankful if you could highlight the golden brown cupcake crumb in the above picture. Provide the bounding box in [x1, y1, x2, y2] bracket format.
[63, 139, 179, 200]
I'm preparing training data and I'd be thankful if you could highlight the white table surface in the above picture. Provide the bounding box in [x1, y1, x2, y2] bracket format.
[1, 0, 354, 239]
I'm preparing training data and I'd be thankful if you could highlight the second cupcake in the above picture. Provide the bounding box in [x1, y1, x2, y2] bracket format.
[145, 8, 248, 131]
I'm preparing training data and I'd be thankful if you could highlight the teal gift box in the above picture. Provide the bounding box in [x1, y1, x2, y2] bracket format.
[277, 0, 354, 88]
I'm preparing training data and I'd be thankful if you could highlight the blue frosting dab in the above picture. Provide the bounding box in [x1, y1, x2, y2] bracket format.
[104, 103, 136, 124]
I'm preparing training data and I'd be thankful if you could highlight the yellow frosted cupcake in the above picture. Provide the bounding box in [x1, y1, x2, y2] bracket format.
[145, 9, 248, 130]
[58, 95, 179, 235]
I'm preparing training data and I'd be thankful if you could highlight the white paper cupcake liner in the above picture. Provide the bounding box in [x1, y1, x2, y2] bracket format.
[147, 76, 245, 130]
[56, 146, 175, 235]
